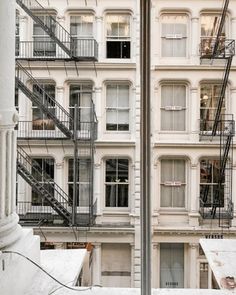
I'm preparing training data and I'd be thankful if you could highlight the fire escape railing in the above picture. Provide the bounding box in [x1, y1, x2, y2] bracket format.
[17, 145, 72, 224]
[15, 0, 98, 227]
[199, 0, 235, 226]
[16, 61, 74, 139]
[16, 0, 98, 61]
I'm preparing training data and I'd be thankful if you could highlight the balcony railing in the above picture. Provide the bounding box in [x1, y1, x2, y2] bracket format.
[16, 39, 98, 61]
[200, 38, 235, 59]
[17, 200, 97, 226]
[199, 115, 235, 140]
[16, 120, 98, 141]
[199, 197, 233, 219]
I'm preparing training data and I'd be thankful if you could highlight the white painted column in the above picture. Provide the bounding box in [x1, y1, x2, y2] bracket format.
[95, 16, 103, 60]
[130, 243, 135, 287]
[190, 87, 199, 142]
[17, 14, 30, 123]
[94, 87, 102, 139]
[189, 162, 199, 226]
[56, 86, 65, 123]
[55, 162, 64, 191]
[152, 243, 159, 288]
[56, 16, 66, 58]
[56, 86, 64, 106]
[191, 17, 199, 64]
[94, 163, 102, 219]
[189, 243, 198, 288]
[0, 1, 22, 248]
[19, 15, 28, 58]
[92, 243, 102, 286]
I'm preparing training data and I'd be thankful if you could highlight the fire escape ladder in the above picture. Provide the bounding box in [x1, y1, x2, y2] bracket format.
[16, 61, 74, 138]
[199, 0, 235, 224]
[16, 0, 75, 58]
[211, 118, 234, 219]
[212, 57, 232, 136]
[17, 146, 72, 224]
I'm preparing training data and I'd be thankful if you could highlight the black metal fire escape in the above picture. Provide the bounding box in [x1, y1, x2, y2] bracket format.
[16, 0, 98, 61]
[15, 0, 98, 227]
[17, 146, 72, 224]
[199, 0, 235, 227]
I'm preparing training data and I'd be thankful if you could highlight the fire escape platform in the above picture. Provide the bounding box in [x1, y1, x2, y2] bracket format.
[24, 249, 87, 295]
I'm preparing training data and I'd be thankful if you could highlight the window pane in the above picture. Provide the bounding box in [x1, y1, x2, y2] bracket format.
[118, 85, 129, 107]
[173, 186, 185, 207]
[162, 15, 187, 57]
[161, 160, 185, 208]
[160, 243, 184, 288]
[106, 184, 117, 206]
[107, 85, 117, 107]
[161, 186, 172, 207]
[118, 184, 128, 207]
[161, 85, 186, 131]
[106, 159, 117, 182]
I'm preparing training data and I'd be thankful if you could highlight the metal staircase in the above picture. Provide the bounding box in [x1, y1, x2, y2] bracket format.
[17, 145, 72, 224]
[199, 0, 235, 227]
[16, 0, 98, 61]
[16, 0, 74, 58]
[15, 0, 98, 227]
[16, 61, 73, 139]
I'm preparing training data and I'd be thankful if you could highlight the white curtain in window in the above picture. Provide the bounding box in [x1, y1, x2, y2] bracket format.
[160, 243, 184, 288]
[161, 159, 185, 207]
[162, 15, 187, 57]
[161, 85, 186, 131]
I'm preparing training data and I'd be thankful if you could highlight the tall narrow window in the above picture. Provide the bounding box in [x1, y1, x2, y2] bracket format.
[32, 83, 55, 130]
[105, 159, 129, 207]
[70, 15, 94, 57]
[68, 159, 90, 207]
[200, 14, 226, 56]
[200, 159, 224, 207]
[69, 84, 93, 130]
[200, 83, 224, 131]
[160, 243, 184, 288]
[33, 14, 56, 57]
[106, 84, 129, 131]
[32, 158, 54, 206]
[106, 14, 131, 58]
[161, 14, 187, 57]
[160, 159, 186, 208]
[161, 84, 186, 131]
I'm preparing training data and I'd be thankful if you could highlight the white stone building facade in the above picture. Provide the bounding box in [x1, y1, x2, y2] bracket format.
[15, 0, 236, 290]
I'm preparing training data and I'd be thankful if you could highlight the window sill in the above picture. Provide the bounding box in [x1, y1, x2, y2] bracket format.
[159, 209, 188, 214]
[103, 208, 130, 214]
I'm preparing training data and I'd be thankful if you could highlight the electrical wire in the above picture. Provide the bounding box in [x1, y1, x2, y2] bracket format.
[2, 250, 92, 293]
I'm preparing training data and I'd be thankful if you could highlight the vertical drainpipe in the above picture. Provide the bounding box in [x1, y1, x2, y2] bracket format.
[140, 0, 152, 294]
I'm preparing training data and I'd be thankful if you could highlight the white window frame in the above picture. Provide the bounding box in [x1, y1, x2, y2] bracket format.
[200, 12, 228, 56]
[33, 13, 56, 57]
[104, 158, 130, 210]
[105, 83, 130, 132]
[31, 157, 55, 207]
[105, 13, 131, 59]
[67, 158, 91, 211]
[31, 82, 56, 131]
[200, 82, 226, 133]
[160, 13, 188, 58]
[160, 158, 186, 209]
[199, 158, 225, 208]
[160, 83, 187, 132]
